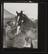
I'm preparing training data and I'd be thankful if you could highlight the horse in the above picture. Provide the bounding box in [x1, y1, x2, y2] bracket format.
[15, 11, 38, 48]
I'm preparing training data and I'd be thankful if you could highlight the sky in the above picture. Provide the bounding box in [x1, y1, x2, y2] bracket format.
[4, 3, 38, 20]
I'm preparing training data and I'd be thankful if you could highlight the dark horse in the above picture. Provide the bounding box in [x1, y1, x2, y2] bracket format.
[16, 11, 35, 48]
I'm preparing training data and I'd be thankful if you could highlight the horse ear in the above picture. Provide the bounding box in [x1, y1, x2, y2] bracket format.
[16, 11, 18, 14]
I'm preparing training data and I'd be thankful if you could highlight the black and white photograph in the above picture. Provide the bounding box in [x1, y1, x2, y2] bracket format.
[3, 3, 38, 48]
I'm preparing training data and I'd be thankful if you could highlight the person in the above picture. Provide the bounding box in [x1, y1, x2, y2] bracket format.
[5, 21, 17, 48]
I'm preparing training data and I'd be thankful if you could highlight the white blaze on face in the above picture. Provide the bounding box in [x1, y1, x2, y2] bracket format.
[17, 26, 20, 35]
[16, 16, 21, 35]
[17, 16, 20, 22]
[16, 16, 20, 26]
